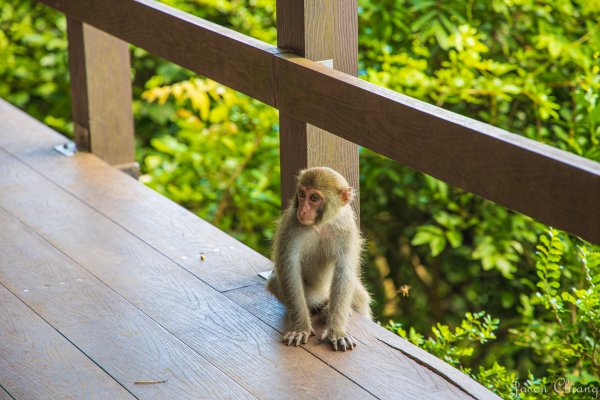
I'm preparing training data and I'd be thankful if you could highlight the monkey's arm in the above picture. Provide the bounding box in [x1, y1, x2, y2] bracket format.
[273, 223, 313, 347]
[321, 233, 360, 351]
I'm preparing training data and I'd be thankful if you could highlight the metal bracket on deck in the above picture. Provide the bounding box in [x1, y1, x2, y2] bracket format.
[317, 59, 333, 69]
[258, 270, 273, 280]
[54, 141, 77, 157]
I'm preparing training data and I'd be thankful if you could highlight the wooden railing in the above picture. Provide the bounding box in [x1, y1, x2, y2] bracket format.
[38, 0, 600, 244]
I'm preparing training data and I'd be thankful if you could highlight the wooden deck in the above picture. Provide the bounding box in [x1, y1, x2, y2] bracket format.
[0, 99, 499, 399]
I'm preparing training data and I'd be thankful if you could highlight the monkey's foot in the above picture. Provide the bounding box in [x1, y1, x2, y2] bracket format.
[320, 329, 357, 352]
[282, 328, 315, 347]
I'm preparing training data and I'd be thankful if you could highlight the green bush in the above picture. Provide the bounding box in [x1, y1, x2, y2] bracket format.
[387, 229, 600, 397]
[0, 1, 70, 133]
[139, 78, 280, 250]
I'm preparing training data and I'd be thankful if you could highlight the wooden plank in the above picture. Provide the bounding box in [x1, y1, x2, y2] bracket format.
[0, 387, 13, 400]
[226, 284, 497, 400]
[0, 208, 253, 400]
[0, 99, 268, 292]
[278, 116, 308, 206]
[40, 0, 277, 106]
[0, 283, 135, 400]
[0, 149, 376, 399]
[332, 0, 358, 77]
[272, 54, 600, 244]
[0, 387, 12, 400]
[67, 18, 135, 166]
[276, 0, 360, 216]
[65, 17, 90, 152]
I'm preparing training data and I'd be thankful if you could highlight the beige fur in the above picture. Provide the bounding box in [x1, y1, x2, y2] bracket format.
[267, 167, 372, 351]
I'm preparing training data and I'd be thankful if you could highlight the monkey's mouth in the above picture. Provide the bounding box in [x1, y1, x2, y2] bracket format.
[298, 218, 315, 226]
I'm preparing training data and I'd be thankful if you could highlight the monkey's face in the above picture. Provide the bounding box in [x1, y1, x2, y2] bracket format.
[296, 186, 324, 225]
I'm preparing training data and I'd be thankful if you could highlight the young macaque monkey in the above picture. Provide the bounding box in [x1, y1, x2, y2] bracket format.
[266, 167, 372, 351]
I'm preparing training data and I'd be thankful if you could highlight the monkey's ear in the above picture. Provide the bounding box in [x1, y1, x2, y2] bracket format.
[340, 187, 354, 205]
[296, 169, 307, 182]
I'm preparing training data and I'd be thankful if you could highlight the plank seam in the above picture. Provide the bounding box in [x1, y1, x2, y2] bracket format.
[219, 282, 265, 294]
[0, 277, 139, 400]
[1, 145, 377, 397]
[0, 199, 258, 400]
[0, 176, 376, 398]
[0, 383, 16, 400]
[0, 209, 138, 399]
[0, 145, 258, 294]
[224, 287, 382, 400]
[296, 347, 381, 400]
[0, 113, 478, 398]
[375, 338, 479, 400]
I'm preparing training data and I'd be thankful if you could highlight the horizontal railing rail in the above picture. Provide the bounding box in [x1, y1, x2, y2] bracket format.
[38, 0, 600, 244]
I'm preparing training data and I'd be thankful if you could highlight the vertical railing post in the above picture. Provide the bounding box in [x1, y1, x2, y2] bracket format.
[66, 19, 137, 176]
[276, 0, 360, 217]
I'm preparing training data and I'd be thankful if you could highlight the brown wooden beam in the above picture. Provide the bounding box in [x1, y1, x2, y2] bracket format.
[67, 19, 135, 166]
[46, 0, 277, 106]
[276, 0, 360, 214]
[273, 54, 600, 243]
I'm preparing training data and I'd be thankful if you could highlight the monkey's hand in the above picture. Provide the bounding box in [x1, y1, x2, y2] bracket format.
[282, 327, 315, 347]
[320, 329, 357, 352]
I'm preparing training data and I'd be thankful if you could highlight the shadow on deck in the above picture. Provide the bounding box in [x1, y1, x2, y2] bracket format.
[0, 99, 498, 399]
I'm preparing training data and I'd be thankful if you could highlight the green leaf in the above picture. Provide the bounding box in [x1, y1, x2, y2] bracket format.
[446, 230, 463, 248]
[411, 230, 434, 246]
[430, 235, 447, 257]
[495, 257, 514, 278]
[190, 91, 211, 121]
[561, 292, 576, 304]
[410, 10, 436, 32]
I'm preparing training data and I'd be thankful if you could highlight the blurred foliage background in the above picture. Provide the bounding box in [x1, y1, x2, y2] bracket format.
[1, 0, 599, 397]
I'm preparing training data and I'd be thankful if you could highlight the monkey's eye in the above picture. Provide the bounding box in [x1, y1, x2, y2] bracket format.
[310, 194, 320, 202]
[298, 190, 306, 198]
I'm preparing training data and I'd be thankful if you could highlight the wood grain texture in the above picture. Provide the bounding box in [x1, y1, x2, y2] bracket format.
[225, 284, 496, 400]
[0, 386, 13, 400]
[304, 0, 333, 61]
[0, 207, 252, 400]
[0, 282, 135, 400]
[67, 19, 135, 165]
[333, 0, 358, 76]
[0, 139, 376, 398]
[1, 99, 489, 400]
[306, 125, 360, 218]
[273, 54, 600, 244]
[278, 115, 308, 205]
[0, 99, 268, 292]
[65, 17, 90, 151]
[277, 0, 360, 217]
[41, 0, 276, 106]
[276, 0, 305, 55]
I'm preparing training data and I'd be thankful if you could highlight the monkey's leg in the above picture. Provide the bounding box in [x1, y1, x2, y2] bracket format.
[278, 261, 314, 347]
[352, 283, 373, 320]
[320, 259, 358, 351]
